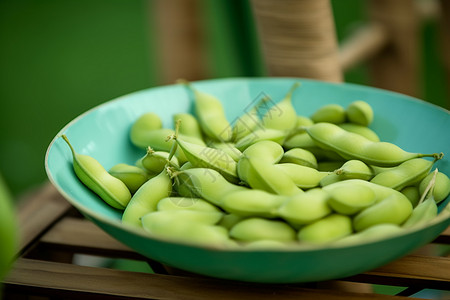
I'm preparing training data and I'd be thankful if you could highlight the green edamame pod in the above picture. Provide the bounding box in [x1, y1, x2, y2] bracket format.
[295, 115, 314, 128]
[232, 97, 266, 142]
[237, 141, 302, 196]
[261, 82, 300, 130]
[130, 128, 205, 164]
[338, 123, 380, 142]
[327, 184, 376, 215]
[129, 112, 163, 147]
[297, 214, 353, 244]
[122, 169, 172, 227]
[235, 128, 288, 152]
[109, 163, 151, 194]
[230, 218, 297, 242]
[180, 80, 233, 142]
[317, 161, 346, 172]
[282, 131, 343, 161]
[156, 197, 222, 213]
[370, 157, 441, 190]
[277, 188, 331, 225]
[238, 157, 302, 196]
[400, 186, 420, 207]
[283, 131, 315, 150]
[336, 224, 402, 245]
[221, 189, 289, 218]
[275, 163, 328, 189]
[138, 148, 179, 174]
[174, 168, 245, 206]
[419, 171, 450, 204]
[306, 122, 439, 167]
[208, 142, 242, 162]
[323, 179, 412, 204]
[179, 161, 193, 171]
[353, 193, 413, 232]
[310, 104, 346, 124]
[346, 100, 374, 126]
[218, 213, 246, 230]
[279, 148, 318, 169]
[141, 212, 232, 247]
[319, 173, 341, 187]
[173, 113, 204, 141]
[402, 196, 437, 228]
[334, 160, 374, 181]
[176, 138, 239, 183]
[62, 135, 131, 210]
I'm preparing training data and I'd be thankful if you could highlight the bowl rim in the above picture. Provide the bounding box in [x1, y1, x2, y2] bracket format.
[44, 76, 450, 253]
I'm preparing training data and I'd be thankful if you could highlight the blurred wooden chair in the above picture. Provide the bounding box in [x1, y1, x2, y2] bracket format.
[153, 0, 449, 105]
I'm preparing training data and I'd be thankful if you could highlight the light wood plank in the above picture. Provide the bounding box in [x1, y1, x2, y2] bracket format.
[16, 183, 72, 253]
[39, 217, 142, 260]
[4, 258, 422, 300]
[347, 255, 450, 290]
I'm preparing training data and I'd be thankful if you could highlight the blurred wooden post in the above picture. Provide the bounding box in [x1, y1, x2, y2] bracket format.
[368, 0, 421, 97]
[250, 0, 343, 82]
[153, 0, 207, 84]
[440, 0, 450, 109]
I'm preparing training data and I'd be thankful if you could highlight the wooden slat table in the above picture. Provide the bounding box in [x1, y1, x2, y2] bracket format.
[3, 182, 450, 299]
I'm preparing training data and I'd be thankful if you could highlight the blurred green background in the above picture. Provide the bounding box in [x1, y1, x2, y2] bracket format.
[0, 0, 448, 198]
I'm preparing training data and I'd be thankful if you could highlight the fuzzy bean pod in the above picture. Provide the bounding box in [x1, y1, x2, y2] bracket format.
[306, 122, 439, 167]
[122, 169, 172, 227]
[62, 135, 131, 210]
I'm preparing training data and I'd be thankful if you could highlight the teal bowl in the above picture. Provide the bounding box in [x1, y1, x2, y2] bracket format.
[45, 77, 450, 283]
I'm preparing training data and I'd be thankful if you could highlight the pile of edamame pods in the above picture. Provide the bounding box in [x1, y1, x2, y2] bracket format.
[62, 81, 450, 249]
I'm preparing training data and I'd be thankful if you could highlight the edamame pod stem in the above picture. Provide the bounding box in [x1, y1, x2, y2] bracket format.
[306, 122, 439, 167]
[122, 169, 172, 227]
[179, 80, 233, 142]
[419, 169, 450, 204]
[173, 113, 204, 141]
[138, 147, 180, 174]
[61, 135, 131, 210]
[261, 82, 300, 131]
